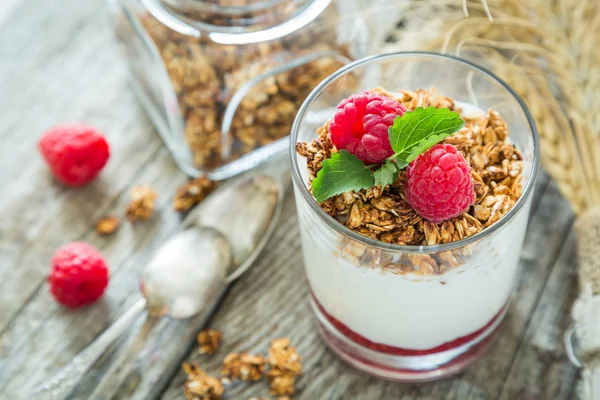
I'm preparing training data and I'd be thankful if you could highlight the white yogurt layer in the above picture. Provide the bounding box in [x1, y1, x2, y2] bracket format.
[300, 206, 527, 349]
[297, 101, 530, 351]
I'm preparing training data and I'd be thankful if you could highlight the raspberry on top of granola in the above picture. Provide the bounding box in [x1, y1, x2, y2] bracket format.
[295, 88, 523, 246]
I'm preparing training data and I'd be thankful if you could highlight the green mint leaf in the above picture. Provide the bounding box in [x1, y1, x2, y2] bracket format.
[311, 150, 374, 203]
[395, 160, 409, 169]
[405, 133, 452, 164]
[373, 160, 398, 188]
[389, 107, 465, 165]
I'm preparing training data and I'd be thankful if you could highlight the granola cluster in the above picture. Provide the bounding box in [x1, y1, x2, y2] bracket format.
[141, 8, 347, 169]
[221, 353, 267, 382]
[183, 362, 224, 400]
[95, 184, 159, 235]
[296, 88, 523, 249]
[197, 329, 223, 355]
[267, 338, 302, 397]
[183, 333, 302, 400]
[125, 185, 157, 223]
[174, 177, 218, 213]
[95, 215, 120, 235]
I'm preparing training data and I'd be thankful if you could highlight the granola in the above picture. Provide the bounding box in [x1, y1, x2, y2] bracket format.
[197, 329, 222, 355]
[296, 88, 523, 271]
[125, 185, 157, 222]
[221, 352, 266, 382]
[141, 10, 347, 169]
[267, 338, 302, 396]
[95, 215, 120, 235]
[182, 362, 224, 400]
[174, 177, 218, 213]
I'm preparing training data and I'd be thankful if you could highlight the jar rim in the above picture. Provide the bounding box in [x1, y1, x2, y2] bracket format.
[162, 0, 290, 15]
[290, 51, 541, 254]
[141, 0, 331, 44]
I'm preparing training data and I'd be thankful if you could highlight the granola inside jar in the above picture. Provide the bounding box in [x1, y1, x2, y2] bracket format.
[115, 0, 364, 179]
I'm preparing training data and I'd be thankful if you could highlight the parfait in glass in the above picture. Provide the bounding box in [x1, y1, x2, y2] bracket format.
[290, 52, 539, 381]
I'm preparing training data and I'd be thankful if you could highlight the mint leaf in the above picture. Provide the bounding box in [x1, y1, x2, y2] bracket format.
[311, 150, 374, 203]
[405, 133, 452, 164]
[373, 160, 398, 188]
[389, 107, 465, 165]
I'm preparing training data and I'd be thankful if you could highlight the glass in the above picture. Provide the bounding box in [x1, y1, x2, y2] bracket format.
[290, 52, 540, 381]
[114, 0, 370, 180]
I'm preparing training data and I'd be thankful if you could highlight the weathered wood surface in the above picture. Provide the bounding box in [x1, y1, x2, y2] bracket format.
[0, 0, 581, 399]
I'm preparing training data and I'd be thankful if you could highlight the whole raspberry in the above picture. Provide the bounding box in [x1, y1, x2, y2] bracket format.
[405, 144, 475, 223]
[38, 125, 110, 187]
[48, 242, 109, 308]
[329, 92, 406, 164]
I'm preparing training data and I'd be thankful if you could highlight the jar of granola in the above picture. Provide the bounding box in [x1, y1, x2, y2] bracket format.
[291, 52, 540, 381]
[114, 0, 365, 179]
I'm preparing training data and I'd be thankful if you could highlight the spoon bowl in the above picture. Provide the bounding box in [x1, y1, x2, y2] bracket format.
[142, 227, 232, 319]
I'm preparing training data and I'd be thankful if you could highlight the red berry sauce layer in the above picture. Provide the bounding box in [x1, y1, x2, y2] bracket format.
[311, 290, 507, 356]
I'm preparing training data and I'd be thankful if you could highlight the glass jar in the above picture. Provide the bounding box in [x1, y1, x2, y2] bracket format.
[290, 52, 540, 381]
[114, 0, 370, 179]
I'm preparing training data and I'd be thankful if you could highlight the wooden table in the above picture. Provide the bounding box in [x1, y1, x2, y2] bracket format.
[0, 0, 581, 398]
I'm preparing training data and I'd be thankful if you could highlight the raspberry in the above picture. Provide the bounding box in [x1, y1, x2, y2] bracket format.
[48, 242, 109, 308]
[38, 125, 110, 187]
[329, 92, 406, 164]
[405, 144, 475, 223]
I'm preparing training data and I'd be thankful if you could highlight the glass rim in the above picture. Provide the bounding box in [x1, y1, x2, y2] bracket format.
[289, 51, 541, 254]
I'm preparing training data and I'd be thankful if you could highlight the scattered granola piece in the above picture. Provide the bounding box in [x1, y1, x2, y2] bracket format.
[267, 370, 296, 396]
[95, 215, 120, 235]
[267, 338, 302, 396]
[197, 329, 222, 355]
[182, 362, 224, 400]
[268, 338, 302, 375]
[221, 352, 266, 382]
[174, 177, 218, 212]
[125, 185, 157, 222]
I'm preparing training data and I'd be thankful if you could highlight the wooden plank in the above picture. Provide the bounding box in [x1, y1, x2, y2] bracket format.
[160, 175, 570, 400]
[498, 228, 579, 400]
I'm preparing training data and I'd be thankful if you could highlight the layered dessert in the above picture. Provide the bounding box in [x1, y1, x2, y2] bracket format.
[293, 87, 530, 380]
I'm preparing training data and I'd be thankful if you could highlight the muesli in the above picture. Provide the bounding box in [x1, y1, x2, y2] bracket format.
[297, 88, 522, 247]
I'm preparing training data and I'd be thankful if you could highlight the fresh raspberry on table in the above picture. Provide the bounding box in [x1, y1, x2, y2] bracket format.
[405, 144, 475, 223]
[38, 125, 110, 187]
[48, 242, 109, 308]
[329, 92, 406, 164]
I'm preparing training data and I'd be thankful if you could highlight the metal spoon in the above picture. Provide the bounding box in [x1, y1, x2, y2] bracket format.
[34, 170, 284, 399]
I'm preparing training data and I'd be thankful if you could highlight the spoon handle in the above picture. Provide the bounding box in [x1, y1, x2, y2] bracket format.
[32, 297, 147, 399]
[86, 314, 161, 399]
